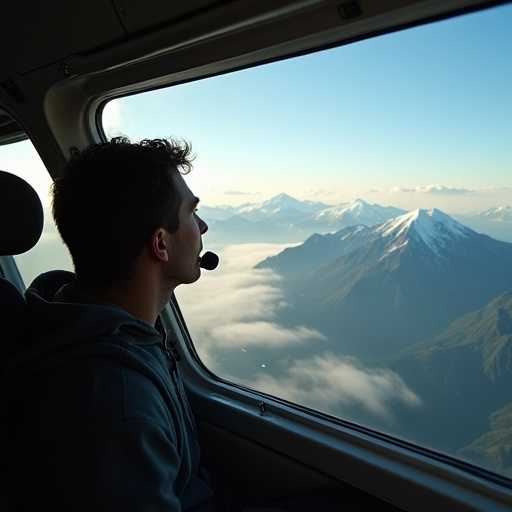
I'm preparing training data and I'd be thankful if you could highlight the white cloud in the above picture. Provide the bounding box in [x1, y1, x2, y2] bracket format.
[211, 322, 325, 348]
[223, 190, 259, 196]
[253, 353, 422, 422]
[390, 184, 469, 195]
[302, 188, 338, 197]
[176, 242, 422, 424]
[389, 184, 512, 196]
[176, 243, 324, 350]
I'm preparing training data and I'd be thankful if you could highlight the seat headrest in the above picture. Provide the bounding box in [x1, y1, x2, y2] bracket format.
[0, 170, 44, 256]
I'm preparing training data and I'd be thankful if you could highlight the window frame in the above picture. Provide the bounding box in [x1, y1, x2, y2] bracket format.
[163, 300, 512, 510]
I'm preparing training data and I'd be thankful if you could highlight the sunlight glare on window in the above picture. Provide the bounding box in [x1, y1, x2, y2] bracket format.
[0, 138, 73, 286]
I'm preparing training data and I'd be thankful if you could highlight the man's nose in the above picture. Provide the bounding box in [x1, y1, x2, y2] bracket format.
[196, 214, 208, 234]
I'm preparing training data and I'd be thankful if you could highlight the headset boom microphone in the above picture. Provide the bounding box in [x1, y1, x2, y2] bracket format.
[199, 251, 219, 271]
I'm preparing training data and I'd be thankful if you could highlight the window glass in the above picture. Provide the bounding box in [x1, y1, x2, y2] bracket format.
[0, 139, 73, 286]
[102, 4, 512, 481]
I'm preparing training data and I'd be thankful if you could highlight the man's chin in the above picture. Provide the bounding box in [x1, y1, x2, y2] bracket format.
[185, 268, 202, 285]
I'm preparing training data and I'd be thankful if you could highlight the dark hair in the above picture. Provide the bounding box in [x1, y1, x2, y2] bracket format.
[52, 137, 194, 287]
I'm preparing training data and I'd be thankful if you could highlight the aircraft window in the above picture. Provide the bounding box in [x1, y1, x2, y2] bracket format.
[102, 4, 512, 482]
[0, 139, 73, 286]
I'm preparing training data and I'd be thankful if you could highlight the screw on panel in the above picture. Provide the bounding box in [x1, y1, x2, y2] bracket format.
[59, 62, 70, 76]
[338, 1, 363, 20]
[259, 402, 266, 415]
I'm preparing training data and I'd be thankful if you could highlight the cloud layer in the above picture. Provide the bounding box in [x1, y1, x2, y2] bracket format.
[177, 243, 421, 423]
[389, 184, 511, 196]
[253, 353, 422, 422]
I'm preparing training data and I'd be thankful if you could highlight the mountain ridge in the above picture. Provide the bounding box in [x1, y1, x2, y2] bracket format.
[259, 208, 512, 356]
[201, 193, 512, 243]
[385, 293, 512, 454]
[397, 291, 512, 382]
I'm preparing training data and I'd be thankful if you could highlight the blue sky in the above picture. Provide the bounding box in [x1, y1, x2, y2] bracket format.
[104, 3, 511, 214]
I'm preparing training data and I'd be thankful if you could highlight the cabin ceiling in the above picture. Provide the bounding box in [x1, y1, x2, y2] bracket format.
[1, 0, 503, 76]
[0, 0, 221, 75]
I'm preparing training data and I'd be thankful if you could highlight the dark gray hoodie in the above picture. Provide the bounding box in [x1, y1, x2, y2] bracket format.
[3, 270, 216, 511]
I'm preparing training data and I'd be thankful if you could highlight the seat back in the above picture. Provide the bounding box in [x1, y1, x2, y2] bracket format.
[0, 170, 44, 510]
[0, 169, 44, 351]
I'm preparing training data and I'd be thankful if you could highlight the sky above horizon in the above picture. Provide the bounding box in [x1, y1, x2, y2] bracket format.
[1, 3, 510, 217]
[102, 3, 512, 215]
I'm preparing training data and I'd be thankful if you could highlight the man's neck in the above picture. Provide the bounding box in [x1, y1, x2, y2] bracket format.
[88, 279, 173, 326]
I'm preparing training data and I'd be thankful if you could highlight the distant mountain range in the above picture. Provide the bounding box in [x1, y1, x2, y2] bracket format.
[473, 205, 512, 222]
[452, 206, 512, 244]
[202, 194, 406, 243]
[256, 208, 512, 357]
[202, 193, 512, 244]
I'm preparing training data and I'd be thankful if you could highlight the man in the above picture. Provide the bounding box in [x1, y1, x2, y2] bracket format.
[4, 138, 219, 511]
[3, 137, 393, 512]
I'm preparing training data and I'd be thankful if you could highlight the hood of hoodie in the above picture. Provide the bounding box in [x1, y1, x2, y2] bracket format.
[3, 270, 164, 391]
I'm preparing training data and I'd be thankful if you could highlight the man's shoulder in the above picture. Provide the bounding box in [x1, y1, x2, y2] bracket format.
[24, 346, 177, 435]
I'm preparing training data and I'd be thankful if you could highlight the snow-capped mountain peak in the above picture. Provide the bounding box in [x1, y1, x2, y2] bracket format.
[476, 205, 512, 221]
[314, 199, 405, 226]
[260, 193, 312, 212]
[345, 198, 368, 211]
[379, 208, 471, 253]
[234, 193, 328, 218]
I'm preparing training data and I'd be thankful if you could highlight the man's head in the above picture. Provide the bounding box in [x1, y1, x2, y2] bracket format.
[52, 137, 207, 289]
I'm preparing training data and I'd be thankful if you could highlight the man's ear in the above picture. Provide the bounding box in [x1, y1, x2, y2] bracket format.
[149, 228, 170, 262]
